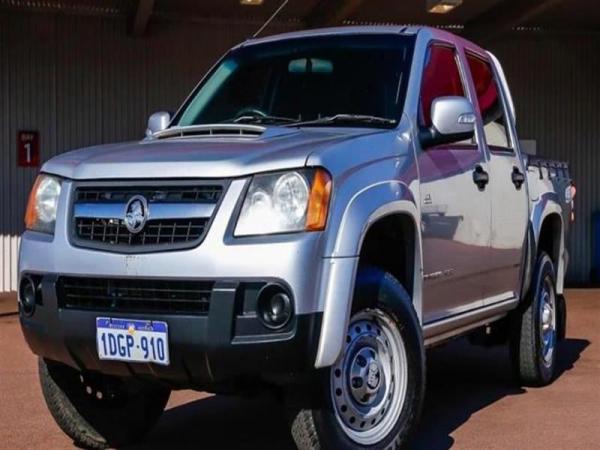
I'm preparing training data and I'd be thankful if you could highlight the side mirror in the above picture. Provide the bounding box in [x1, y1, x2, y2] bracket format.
[146, 111, 171, 137]
[420, 96, 476, 149]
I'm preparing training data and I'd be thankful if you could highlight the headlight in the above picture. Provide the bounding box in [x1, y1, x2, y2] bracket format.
[25, 174, 62, 234]
[235, 168, 332, 236]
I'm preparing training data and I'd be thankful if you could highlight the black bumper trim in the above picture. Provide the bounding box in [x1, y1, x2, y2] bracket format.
[20, 274, 322, 388]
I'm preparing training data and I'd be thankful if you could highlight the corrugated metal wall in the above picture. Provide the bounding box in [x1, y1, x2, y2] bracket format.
[0, 11, 598, 291]
[489, 33, 600, 283]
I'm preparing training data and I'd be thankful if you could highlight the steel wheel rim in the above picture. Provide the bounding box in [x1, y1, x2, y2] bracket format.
[540, 277, 557, 367]
[330, 309, 408, 446]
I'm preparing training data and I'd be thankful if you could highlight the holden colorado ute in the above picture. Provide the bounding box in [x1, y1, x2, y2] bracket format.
[19, 26, 573, 449]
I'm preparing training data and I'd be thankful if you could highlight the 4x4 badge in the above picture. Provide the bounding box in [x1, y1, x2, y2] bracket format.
[124, 195, 149, 234]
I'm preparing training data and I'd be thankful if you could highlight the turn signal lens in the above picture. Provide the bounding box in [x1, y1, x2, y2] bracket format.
[305, 169, 332, 231]
[24, 176, 43, 230]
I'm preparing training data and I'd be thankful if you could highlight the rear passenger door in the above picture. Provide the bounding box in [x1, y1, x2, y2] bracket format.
[418, 43, 491, 324]
[465, 51, 529, 304]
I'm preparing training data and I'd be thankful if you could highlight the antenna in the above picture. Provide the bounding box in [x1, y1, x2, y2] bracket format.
[253, 0, 289, 38]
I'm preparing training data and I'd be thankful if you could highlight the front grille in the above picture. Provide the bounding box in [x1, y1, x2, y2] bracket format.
[57, 277, 213, 315]
[76, 186, 222, 203]
[71, 182, 226, 252]
[75, 217, 208, 246]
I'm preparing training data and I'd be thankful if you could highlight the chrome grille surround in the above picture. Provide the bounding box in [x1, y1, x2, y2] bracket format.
[69, 180, 228, 253]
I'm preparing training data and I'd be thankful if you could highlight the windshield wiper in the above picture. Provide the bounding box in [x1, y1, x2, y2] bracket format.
[230, 114, 299, 125]
[287, 114, 397, 128]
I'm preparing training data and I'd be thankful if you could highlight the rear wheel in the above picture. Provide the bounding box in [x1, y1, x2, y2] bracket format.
[510, 252, 559, 386]
[288, 269, 424, 450]
[39, 358, 170, 449]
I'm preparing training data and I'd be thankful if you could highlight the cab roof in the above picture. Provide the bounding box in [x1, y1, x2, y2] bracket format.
[237, 25, 485, 54]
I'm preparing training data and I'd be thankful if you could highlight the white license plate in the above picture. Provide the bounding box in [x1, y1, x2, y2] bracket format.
[96, 318, 170, 366]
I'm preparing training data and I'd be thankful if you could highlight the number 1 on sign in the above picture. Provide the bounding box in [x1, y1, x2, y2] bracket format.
[24, 142, 31, 163]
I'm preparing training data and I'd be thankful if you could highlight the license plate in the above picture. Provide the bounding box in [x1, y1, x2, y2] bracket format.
[96, 318, 170, 366]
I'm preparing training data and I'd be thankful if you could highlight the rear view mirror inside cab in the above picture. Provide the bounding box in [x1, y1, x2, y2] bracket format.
[288, 58, 333, 74]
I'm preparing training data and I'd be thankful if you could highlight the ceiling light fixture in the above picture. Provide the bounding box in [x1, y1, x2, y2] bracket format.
[240, 0, 264, 5]
[427, 0, 463, 14]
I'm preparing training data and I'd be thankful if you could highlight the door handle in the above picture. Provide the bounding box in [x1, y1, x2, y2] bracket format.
[512, 167, 525, 190]
[472, 165, 489, 191]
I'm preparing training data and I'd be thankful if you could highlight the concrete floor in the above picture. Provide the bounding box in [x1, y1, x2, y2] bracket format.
[0, 290, 598, 449]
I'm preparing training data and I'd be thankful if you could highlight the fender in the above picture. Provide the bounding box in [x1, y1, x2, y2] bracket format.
[519, 224, 536, 300]
[314, 181, 423, 368]
[530, 192, 566, 294]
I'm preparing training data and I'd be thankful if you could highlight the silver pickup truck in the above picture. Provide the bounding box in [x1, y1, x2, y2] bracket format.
[19, 26, 573, 449]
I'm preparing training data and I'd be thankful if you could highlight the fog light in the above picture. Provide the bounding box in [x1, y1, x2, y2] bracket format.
[257, 285, 293, 330]
[19, 276, 39, 317]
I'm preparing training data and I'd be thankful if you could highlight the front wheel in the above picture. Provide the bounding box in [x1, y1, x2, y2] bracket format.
[288, 270, 424, 450]
[39, 358, 170, 449]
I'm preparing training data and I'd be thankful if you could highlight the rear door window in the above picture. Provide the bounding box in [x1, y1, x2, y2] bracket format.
[466, 53, 513, 152]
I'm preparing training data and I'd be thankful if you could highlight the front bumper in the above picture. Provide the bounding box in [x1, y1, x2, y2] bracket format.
[20, 273, 322, 388]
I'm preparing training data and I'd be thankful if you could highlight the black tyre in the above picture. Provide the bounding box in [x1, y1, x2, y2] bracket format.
[556, 294, 567, 341]
[39, 358, 170, 449]
[510, 252, 559, 386]
[287, 267, 425, 450]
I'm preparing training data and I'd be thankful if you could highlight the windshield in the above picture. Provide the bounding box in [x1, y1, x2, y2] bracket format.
[174, 34, 415, 128]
